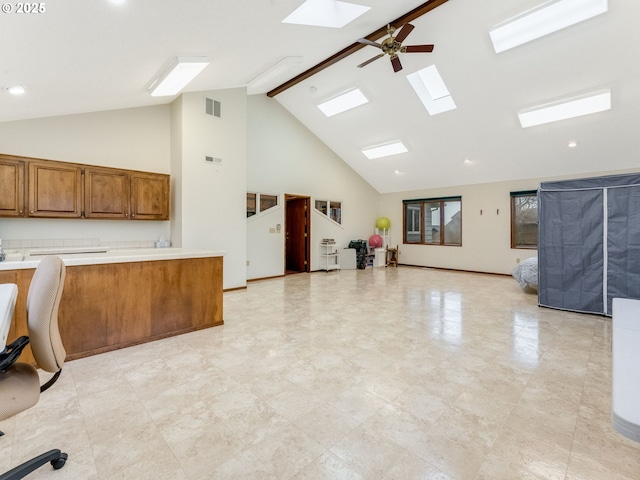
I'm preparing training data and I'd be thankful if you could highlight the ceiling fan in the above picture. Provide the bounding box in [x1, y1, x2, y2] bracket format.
[356, 23, 434, 73]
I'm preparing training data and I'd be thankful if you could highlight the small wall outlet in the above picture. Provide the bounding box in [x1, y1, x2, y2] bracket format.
[269, 227, 276, 234]
[516, 258, 520, 264]
[246, 260, 250, 266]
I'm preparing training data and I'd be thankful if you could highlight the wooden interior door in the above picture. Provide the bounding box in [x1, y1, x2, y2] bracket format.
[285, 196, 310, 273]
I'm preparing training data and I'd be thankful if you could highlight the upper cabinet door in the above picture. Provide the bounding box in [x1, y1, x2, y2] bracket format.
[84, 167, 131, 219]
[130, 172, 169, 220]
[0, 156, 25, 217]
[28, 160, 83, 218]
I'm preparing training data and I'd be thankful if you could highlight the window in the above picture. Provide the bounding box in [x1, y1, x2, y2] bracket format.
[247, 193, 256, 218]
[247, 192, 278, 218]
[315, 199, 342, 225]
[260, 194, 278, 213]
[403, 197, 462, 246]
[511, 191, 538, 248]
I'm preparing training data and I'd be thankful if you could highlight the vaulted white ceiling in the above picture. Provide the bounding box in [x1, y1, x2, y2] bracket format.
[1, 0, 637, 193]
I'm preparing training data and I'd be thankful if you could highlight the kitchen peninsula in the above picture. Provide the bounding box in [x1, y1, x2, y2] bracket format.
[0, 248, 223, 362]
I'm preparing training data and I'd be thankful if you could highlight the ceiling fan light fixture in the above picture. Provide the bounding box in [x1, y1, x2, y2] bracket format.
[489, 0, 608, 53]
[149, 57, 209, 97]
[518, 89, 611, 128]
[407, 65, 456, 116]
[282, 0, 370, 28]
[317, 88, 368, 117]
[362, 141, 408, 160]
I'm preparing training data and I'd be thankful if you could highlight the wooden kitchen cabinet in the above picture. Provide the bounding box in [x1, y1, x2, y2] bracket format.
[0, 156, 25, 217]
[0, 153, 170, 220]
[130, 171, 170, 220]
[2, 256, 223, 362]
[84, 166, 131, 219]
[84, 167, 169, 220]
[28, 160, 83, 218]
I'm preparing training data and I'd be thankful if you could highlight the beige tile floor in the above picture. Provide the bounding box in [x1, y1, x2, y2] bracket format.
[1, 266, 639, 479]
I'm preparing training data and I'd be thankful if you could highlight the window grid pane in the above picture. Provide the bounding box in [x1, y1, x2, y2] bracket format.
[443, 201, 462, 245]
[329, 201, 342, 224]
[247, 193, 256, 218]
[260, 194, 278, 213]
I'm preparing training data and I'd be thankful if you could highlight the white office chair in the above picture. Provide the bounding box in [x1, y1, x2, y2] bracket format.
[0, 256, 68, 479]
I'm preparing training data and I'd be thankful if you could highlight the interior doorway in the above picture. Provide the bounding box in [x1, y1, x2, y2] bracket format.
[285, 194, 310, 274]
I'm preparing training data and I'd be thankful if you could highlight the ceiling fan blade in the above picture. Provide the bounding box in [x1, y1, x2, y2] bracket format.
[404, 44, 435, 53]
[357, 38, 382, 49]
[390, 55, 403, 73]
[394, 23, 415, 44]
[357, 53, 384, 68]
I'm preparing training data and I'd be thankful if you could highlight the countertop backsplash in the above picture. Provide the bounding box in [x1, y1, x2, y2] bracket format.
[2, 238, 157, 250]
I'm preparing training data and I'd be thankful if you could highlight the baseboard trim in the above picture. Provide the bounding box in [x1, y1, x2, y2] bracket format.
[398, 263, 511, 277]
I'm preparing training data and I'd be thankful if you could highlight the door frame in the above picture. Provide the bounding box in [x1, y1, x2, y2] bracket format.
[284, 194, 311, 274]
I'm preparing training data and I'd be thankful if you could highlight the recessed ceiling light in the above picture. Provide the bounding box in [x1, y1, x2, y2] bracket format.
[518, 89, 611, 128]
[489, 0, 608, 53]
[568, 140, 578, 148]
[110, 0, 125, 4]
[8, 85, 25, 95]
[407, 65, 456, 116]
[317, 88, 368, 117]
[282, 0, 370, 28]
[394, 169, 403, 175]
[464, 158, 473, 164]
[362, 141, 408, 160]
[148, 57, 209, 97]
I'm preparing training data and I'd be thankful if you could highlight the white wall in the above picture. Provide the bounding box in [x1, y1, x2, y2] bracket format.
[169, 96, 184, 249]
[246, 205, 284, 279]
[173, 89, 247, 289]
[380, 167, 640, 275]
[0, 106, 171, 243]
[246, 95, 380, 278]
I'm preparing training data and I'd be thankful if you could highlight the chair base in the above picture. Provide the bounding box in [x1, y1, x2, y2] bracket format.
[0, 449, 67, 480]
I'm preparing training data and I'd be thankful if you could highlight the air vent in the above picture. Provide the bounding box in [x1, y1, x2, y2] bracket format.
[205, 156, 222, 165]
[205, 98, 221, 117]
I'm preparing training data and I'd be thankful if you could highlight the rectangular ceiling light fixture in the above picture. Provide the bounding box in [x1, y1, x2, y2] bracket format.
[317, 88, 368, 117]
[362, 141, 408, 160]
[282, 0, 371, 28]
[149, 57, 209, 97]
[518, 89, 611, 128]
[407, 65, 456, 116]
[489, 0, 608, 53]
[247, 56, 304, 95]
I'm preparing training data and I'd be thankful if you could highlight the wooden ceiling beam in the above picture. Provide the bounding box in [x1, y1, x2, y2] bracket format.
[266, 0, 449, 98]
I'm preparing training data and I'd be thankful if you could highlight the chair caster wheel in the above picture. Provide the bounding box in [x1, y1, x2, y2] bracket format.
[51, 452, 68, 470]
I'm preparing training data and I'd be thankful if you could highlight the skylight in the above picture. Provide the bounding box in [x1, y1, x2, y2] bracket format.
[407, 65, 456, 116]
[362, 141, 408, 160]
[518, 89, 611, 128]
[317, 88, 368, 117]
[282, 0, 371, 28]
[149, 57, 209, 97]
[489, 0, 608, 53]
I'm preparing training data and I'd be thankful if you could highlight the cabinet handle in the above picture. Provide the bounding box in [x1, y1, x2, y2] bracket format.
[30, 210, 34, 214]
[19, 210, 23, 214]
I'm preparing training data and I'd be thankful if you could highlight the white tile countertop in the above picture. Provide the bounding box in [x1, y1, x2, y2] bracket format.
[0, 247, 224, 271]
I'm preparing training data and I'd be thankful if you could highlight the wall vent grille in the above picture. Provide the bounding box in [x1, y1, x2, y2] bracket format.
[205, 98, 221, 117]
